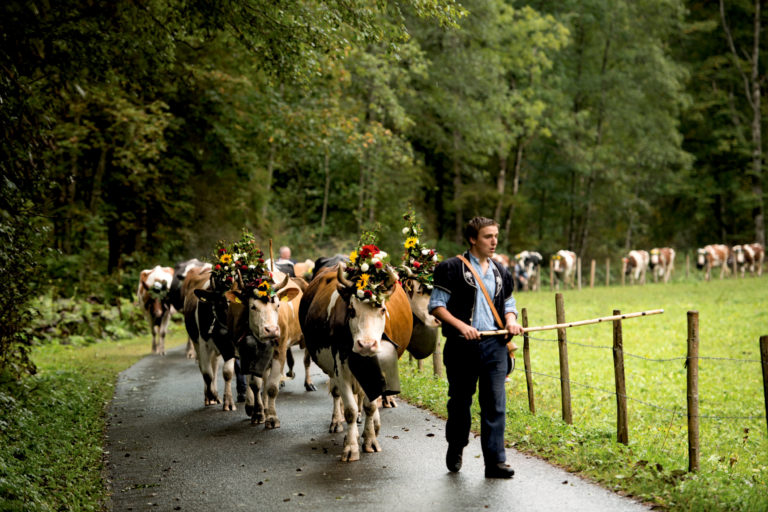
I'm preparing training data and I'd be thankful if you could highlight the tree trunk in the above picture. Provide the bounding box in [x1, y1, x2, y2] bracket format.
[494, 150, 507, 222]
[261, 141, 276, 220]
[453, 130, 463, 243]
[319, 147, 331, 243]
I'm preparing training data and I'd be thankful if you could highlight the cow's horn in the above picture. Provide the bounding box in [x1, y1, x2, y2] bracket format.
[337, 264, 354, 288]
[273, 273, 290, 292]
[400, 265, 415, 277]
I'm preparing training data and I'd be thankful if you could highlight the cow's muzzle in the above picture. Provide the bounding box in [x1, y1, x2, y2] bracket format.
[354, 338, 380, 356]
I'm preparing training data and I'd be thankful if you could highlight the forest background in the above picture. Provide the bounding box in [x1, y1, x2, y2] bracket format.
[1, 0, 766, 378]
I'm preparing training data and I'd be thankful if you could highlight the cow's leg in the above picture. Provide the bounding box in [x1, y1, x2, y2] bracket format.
[303, 347, 316, 391]
[221, 357, 236, 411]
[158, 311, 171, 356]
[285, 347, 295, 379]
[329, 384, 344, 433]
[196, 341, 220, 405]
[362, 396, 381, 453]
[248, 375, 266, 424]
[185, 338, 196, 359]
[338, 379, 361, 462]
[151, 322, 161, 354]
[264, 356, 283, 429]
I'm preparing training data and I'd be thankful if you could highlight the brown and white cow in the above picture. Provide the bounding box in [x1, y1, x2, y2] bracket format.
[697, 244, 731, 281]
[299, 264, 412, 461]
[649, 248, 675, 283]
[622, 250, 650, 285]
[169, 258, 212, 359]
[258, 276, 316, 429]
[551, 250, 577, 289]
[514, 250, 543, 291]
[732, 243, 765, 277]
[136, 265, 175, 355]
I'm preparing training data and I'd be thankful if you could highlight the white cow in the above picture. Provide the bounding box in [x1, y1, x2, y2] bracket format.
[732, 243, 764, 277]
[136, 265, 175, 355]
[649, 248, 675, 283]
[551, 250, 577, 289]
[697, 244, 731, 281]
[623, 250, 650, 285]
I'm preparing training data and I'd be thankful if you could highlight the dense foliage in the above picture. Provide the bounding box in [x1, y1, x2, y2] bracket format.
[2, 0, 767, 378]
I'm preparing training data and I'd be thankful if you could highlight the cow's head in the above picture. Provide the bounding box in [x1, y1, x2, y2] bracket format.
[650, 249, 660, 267]
[552, 254, 564, 273]
[337, 265, 397, 356]
[401, 271, 440, 328]
[696, 248, 706, 269]
[193, 287, 231, 341]
[238, 274, 297, 343]
[732, 245, 744, 264]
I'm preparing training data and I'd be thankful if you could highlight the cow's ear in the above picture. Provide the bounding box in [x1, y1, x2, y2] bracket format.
[194, 289, 216, 303]
[277, 287, 300, 303]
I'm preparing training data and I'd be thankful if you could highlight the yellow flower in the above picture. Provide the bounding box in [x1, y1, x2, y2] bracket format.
[350, 250, 358, 264]
[404, 237, 418, 249]
[258, 281, 271, 291]
[220, 253, 232, 264]
[257, 290, 268, 297]
[356, 273, 370, 290]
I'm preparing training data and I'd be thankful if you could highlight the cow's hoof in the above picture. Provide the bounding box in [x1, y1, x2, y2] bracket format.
[305, 382, 317, 392]
[223, 402, 236, 412]
[341, 443, 360, 462]
[329, 422, 344, 433]
[287, 370, 295, 378]
[363, 438, 381, 453]
[251, 413, 265, 424]
[265, 417, 280, 429]
[381, 396, 397, 408]
[205, 397, 220, 406]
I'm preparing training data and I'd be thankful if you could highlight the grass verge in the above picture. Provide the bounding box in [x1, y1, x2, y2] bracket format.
[400, 275, 768, 511]
[0, 324, 187, 512]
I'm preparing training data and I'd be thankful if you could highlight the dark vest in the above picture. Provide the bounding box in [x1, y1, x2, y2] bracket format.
[432, 251, 515, 340]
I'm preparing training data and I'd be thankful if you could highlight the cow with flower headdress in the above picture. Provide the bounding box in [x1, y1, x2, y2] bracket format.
[398, 211, 442, 364]
[298, 233, 413, 461]
[137, 265, 176, 355]
[183, 232, 296, 415]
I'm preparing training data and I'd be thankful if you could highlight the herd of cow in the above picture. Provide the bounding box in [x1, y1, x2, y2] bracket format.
[135, 250, 441, 461]
[490, 243, 765, 290]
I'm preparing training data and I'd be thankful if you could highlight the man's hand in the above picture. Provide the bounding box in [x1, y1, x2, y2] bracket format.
[458, 322, 480, 340]
[505, 319, 524, 337]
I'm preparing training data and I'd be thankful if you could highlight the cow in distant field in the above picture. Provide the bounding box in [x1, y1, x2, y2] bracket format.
[137, 265, 175, 355]
[514, 250, 543, 291]
[299, 264, 412, 461]
[623, 250, 650, 285]
[649, 248, 675, 283]
[732, 243, 764, 277]
[311, 254, 350, 280]
[696, 244, 731, 281]
[491, 253, 511, 269]
[551, 250, 577, 289]
[169, 258, 211, 359]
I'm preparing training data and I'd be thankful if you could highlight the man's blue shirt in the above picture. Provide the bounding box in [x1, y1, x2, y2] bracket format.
[428, 252, 517, 330]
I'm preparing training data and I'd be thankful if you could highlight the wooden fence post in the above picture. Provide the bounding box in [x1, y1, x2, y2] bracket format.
[760, 335, 768, 439]
[613, 309, 628, 445]
[432, 332, 443, 378]
[605, 258, 610, 287]
[555, 293, 573, 424]
[522, 308, 535, 414]
[687, 311, 700, 472]
[590, 259, 596, 288]
[577, 257, 582, 290]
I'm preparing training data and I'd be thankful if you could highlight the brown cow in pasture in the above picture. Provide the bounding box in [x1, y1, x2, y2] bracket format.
[551, 250, 577, 289]
[649, 248, 675, 283]
[622, 250, 650, 285]
[696, 244, 731, 281]
[732, 243, 764, 277]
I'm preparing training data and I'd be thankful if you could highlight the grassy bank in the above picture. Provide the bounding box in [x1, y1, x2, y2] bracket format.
[0, 325, 187, 512]
[400, 275, 768, 511]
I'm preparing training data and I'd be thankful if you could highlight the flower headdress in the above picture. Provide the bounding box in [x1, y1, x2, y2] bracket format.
[344, 229, 395, 307]
[148, 280, 170, 301]
[210, 230, 276, 300]
[399, 209, 441, 291]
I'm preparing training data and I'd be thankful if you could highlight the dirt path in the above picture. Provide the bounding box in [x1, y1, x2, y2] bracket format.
[105, 345, 651, 511]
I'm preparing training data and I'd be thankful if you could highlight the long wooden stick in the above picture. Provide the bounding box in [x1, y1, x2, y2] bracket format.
[477, 309, 664, 336]
[269, 239, 274, 273]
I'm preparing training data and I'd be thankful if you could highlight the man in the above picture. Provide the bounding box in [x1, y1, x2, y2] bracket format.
[428, 217, 523, 479]
[277, 246, 297, 265]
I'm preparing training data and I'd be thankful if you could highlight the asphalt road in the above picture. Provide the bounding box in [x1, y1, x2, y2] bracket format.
[105, 345, 652, 512]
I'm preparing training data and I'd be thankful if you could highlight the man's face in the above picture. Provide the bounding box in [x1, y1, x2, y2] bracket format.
[471, 225, 498, 259]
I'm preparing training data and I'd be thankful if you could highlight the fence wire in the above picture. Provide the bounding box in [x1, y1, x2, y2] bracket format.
[519, 333, 767, 422]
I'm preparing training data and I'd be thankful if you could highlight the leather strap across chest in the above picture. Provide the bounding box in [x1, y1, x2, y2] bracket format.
[456, 254, 504, 330]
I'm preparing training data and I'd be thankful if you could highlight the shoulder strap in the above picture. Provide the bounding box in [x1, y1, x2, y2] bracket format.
[456, 254, 504, 330]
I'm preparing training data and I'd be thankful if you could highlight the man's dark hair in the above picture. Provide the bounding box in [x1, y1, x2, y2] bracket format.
[464, 217, 498, 245]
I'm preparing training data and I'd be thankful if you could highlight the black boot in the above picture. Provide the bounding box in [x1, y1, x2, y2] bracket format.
[446, 445, 463, 473]
[484, 462, 515, 479]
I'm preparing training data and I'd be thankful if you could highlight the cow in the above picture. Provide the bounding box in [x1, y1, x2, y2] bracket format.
[260, 276, 316, 429]
[293, 259, 315, 280]
[491, 253, 511, 269]
[732, 243, 765, 277]
[551, 250, 577, 289]
[623, 250, 650, 285]
[649, 248, 675, 283]
[311, 254, 349, 280]
[169, 258, 211, 359]
[697, 244, 731, 281]
[299, 264, 412, 461]
[514, 250, 543, 291]
[136, 265, 175, 355]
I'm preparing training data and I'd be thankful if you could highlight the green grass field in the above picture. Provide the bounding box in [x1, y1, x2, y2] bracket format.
[400, 274, 768, 511]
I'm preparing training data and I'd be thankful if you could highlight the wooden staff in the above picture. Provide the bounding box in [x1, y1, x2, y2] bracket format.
[476, 309, 664, 337]
[269, 239, 274, 273]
